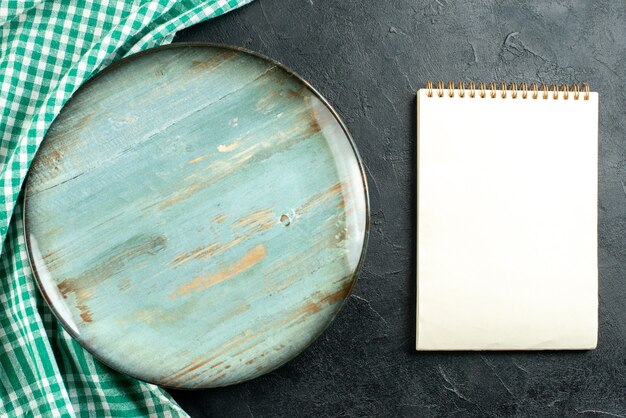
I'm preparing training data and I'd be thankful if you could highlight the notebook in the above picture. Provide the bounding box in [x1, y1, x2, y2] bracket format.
[416, 81, 598, 350]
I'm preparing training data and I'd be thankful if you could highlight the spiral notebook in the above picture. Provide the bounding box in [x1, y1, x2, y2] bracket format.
[416, 82, 598, 350]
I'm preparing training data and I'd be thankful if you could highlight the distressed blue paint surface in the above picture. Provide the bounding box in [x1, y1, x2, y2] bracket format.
[25, 45, 369, 388]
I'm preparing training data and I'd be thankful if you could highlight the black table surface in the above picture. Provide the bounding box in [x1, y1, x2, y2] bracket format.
[169, 1, 626, 416]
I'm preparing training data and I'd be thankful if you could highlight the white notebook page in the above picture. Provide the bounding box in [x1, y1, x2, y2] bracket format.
[416, 88, 598, 350]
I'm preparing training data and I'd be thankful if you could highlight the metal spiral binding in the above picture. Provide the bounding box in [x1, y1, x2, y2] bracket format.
[425, 81, 590, 100]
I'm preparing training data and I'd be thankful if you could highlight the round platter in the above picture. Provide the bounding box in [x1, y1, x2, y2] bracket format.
[25, 44, 368, 389]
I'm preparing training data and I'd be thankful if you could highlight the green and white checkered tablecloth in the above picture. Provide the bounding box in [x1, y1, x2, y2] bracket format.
[0, 1, 251, 416]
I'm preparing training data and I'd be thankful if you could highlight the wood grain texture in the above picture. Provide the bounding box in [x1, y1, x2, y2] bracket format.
[25, 44, 368, 389]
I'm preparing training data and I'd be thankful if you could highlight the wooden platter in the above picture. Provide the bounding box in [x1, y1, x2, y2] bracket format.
[24, 44, 369, 388]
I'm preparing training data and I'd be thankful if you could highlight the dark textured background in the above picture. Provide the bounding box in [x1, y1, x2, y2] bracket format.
[169, 1, 626, 416]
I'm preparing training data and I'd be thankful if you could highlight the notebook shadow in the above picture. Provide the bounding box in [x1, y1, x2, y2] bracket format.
[405, 96, 417, 354]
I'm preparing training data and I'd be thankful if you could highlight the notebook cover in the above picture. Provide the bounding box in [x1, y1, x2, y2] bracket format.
[416, 86, 598, 350]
